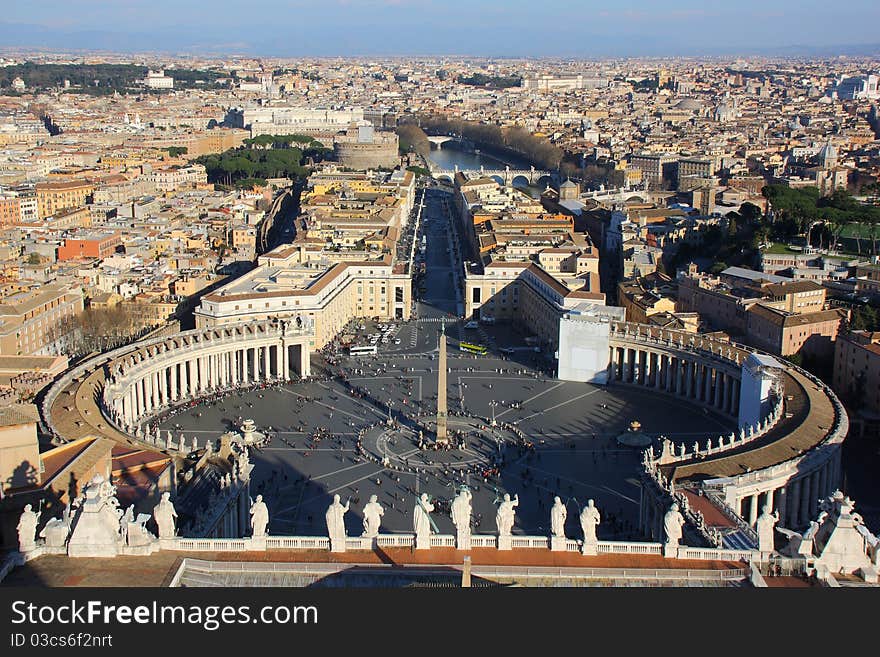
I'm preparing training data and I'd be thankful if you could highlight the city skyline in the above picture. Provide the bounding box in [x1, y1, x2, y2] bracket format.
[1, 0, 880, 57]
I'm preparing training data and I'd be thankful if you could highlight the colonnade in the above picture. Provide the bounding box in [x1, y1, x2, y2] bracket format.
[731, 451, 842, 530]
[607, 344, 741, 417]
[102, 321, 313, 430]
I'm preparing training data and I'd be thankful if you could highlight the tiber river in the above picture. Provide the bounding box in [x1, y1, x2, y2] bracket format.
[424, 143, 544, 197]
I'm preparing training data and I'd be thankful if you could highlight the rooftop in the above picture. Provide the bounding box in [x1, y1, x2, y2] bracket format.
[2, 548, 745, 588]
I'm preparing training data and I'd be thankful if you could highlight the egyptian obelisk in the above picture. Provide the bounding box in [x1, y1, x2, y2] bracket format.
[436, 321, 448, 443]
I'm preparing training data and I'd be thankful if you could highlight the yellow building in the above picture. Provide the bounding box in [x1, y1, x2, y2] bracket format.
[35, 180, 95, 220]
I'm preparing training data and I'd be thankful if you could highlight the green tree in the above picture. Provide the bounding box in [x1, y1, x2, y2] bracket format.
[740, 202, 762, 222]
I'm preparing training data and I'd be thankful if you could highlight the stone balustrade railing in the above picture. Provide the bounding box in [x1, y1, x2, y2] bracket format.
[609, 322, 748, 367]
[642, 458, 729, 549]
[9, 529, 759, 574]
[647, 396, 785, 468]
[700, 424, 847, 492]
[152, 534, 756, 560]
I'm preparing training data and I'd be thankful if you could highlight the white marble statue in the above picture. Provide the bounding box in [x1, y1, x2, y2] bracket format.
[250, 494, 269, 538]
[236, 446, 250, 478]
[451, 488, 472, 549]
[125, 511, 155, 547]
[580, 499, 601, 545]
[451, 488, 473, 534]
[17, 504, 39, 552]
[362, 495, 384, 538]
[550, 497, 567, 538]
[495, 493, 519, 537]
[153, 492, 178, 539]
[119, 506, 134, 544]
[413, 493, 434, 546]
[325, 494, 350, 542]
[663, 502, 685, 547]
[756, 504, 779, 553]
[40, 512, 71, 549]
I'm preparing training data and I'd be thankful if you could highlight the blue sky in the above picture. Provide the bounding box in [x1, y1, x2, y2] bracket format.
[1, 0, 879, 56]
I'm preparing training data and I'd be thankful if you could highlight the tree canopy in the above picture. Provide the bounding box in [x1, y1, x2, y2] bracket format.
[413, 115, 563, 170]
[456, 73, 521, 89]
[0, 62, 226, 95]
[196, 135, 316, 187]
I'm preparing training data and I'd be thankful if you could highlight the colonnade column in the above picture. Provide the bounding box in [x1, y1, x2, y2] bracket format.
[170, 364, 178, 401]
[186, 358, 195, 396]
[749, 493, 759, 526]
[776, 486, 788, 524]
[819, 460, 829, 501]
[764, 489, 774, 516]
[799, 475, 812, 526]
[809, 471, 821, 520]
[300, 344, 310, 378]
[159, 368, 168, 406]
[790, 478, 802, 529]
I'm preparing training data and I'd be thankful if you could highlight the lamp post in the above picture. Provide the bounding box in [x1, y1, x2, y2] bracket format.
[489, 400, 498, 427]
[387, 400, 394, 426]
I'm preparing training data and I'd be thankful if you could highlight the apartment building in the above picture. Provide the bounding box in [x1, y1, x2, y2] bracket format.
[833, 330, 880, 418]
[746, 305, 847, 358]
[628, 153, 679, 190]
[57, 232, 122, 261]
[0, 196, 20, 226]
[147, 165, 208, 192]
[0, 284, 85, 356]
[617, 273, 678, 325]
[35, 180, 95, 219]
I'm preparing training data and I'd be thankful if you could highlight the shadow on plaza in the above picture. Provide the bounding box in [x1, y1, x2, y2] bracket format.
[307, 565, 504, 588]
